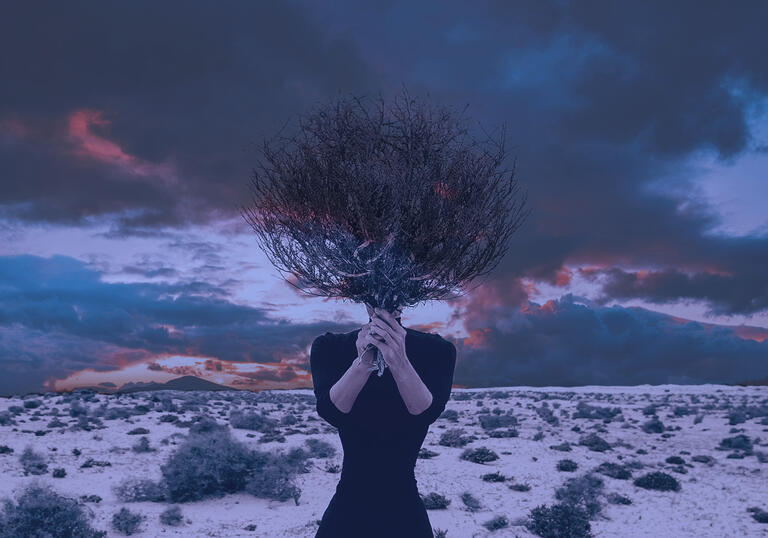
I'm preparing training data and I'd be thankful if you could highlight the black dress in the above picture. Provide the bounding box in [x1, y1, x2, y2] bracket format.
[311, 325, 457, 538]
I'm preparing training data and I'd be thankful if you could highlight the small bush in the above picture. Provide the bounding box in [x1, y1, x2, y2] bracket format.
[554, 473, 605, 519]
[131, 437, 154, 453]
[244, 451, 303, 504]
[421, 492, 451, 510]
[509, 483, 531, 491]
[633, 471, 680, 492]
[549, 442, 572, 452]
[461, 492, 482, 511]
[19, 447, 48, 475]
[438, 428, 473, 448]
[594, 462, 631, 480]
[665, 455, 685, 465]
[641, 418, 665, 434]
[478, 413, 518, 430]
[304, 438, 336, 459]
[578, 433, 611, 452]
[557, 459, 578, 472]
[112, 478, 167, 503]
[525, 503, 593, 538]
[0, 482, 106, 538]
[111, 507, 143, 536]
[482, 515, 509, 531]
[159, 505, 184, 526]
[606, 492, 632, 505]
[481, 471, 507, 482]
[460, 446, 499, 464]
[718, 434, 753, 453]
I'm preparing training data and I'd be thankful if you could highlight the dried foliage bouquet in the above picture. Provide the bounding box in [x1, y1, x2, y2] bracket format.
[240, 87, 531, 374]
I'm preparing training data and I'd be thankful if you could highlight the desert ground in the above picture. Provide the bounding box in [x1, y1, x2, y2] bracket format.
[1, 383, 767, 537]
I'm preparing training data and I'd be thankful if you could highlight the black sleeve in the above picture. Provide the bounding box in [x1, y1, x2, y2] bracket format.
[310, 333, 359, 430]
[400, 338, 457, 430]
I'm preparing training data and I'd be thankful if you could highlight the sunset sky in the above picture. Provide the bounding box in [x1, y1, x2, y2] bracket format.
[1, 1, 767, 397]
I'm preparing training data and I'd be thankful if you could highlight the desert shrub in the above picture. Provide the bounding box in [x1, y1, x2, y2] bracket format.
[478, 412, 518, 430]
[243, 451, 303, 504]
[160, 429, 256, 502]
[159, 505, 184, 526]
[525, 503, 593, 538]
[0, 482, 106, 538]
[280, 414, 298, 426]
[47, 418, 67, 428]
[127, 427, 149, 435]
[438, 428, 473, 448]
[549, 441, 572, 452]
[572, 401, 621, 422]
[557, 459, 578, 472]
[534, 404, 560, 426]
[747, 507, 768, 524]
[532, 431, 545, 441]
[112, 478, 167, 503]
[488, 428, 519, 438]
[0, 445, 13, 454]
[554, 473, 605, 519]
[19, 446, 48, 475]
[482, 515, 509, 531]
[52, 468, 66, 478]
[0, 412, 16, 426]
[641, 418, 665, 434]
[594, 462, 631, 480]
[69, 401, 88, 417]
[672, 406, 693, 417]
[440, 409, 459, 422]
[131, 436, 154, 453]
[421, 492, 451, 509]
[229, 410, 278, 431]
[691, 455, 714, 464]
[461, 492, 482, 511]
[633, 471, 680, 492]
[482, 471, 507, 482]
[728, 409, 747, 425]
[304, 438, 336, 459]
[665, 455, 685, 465]
[509, 483, 531, 491]
[718, 434, 753, 453]
[111, 507, 143, 536]
[578, 433, 611, 452]
[23, 399, 43, 409]
[606, 492, 632, 505]
[642, 404, 658, 416]
[460, 446, 499, 464]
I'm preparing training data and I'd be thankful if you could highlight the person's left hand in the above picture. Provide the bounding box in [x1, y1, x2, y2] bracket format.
[368, 307, 408, 373]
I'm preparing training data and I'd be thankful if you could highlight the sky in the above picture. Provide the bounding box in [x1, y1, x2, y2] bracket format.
[1, 0, 767, 397]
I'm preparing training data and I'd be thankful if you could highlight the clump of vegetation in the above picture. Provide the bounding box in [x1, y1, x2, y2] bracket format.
[304, 438, 336, 459]
[112, 478, 168, 503]
[482, 471, 507, 482]
[717, 434, 753, 454]
[594, 462, 631, 480]
[478, 412, 518, 430]
[159, 505, 184, 526]
[229, 410, 278, 432]
[461, 492, 482, 511]
[633, 471, 680, 492]
[534, 404, 560, 426]
[509, 483, 531, 491]
[554, 473, 605, 519]
[131, 436, 154, 453]
[525, 503, 593, 538]
[0, 482, 106, 538]
[421, 492, 451, 510]
[641, 418, 665, 433]
[665, 455, 685, 465]
[572, 401, 621, 422]
[460, 446, 499, 464]
[549, 441, 572, 452]
[438, 428, 473, 448]
[111, 507, 143, 536]
[127, 427, 149, 435]
[482, 515, 509, 531]
[19, 446, 48, 476]
[606, 492, 632, 505]
[578, 433, 611, 452]
[747, 506, 768, 524]
[557, 459, 578, 472]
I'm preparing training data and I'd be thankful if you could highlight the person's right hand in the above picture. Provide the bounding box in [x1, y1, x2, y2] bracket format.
[356, 323, 380, 369]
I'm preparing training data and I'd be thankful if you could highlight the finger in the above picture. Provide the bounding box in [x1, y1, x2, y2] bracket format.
[370, 323, 395, 348]
[374, 309, 405, 336]
[370, 317, 395, 340]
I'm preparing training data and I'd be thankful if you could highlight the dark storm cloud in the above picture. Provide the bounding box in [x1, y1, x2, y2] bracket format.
[453, 293, 768, 387]
[0, 254, 356, 396]
[1, 0, 768, 383]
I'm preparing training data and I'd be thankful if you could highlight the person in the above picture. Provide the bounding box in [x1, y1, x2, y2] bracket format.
[311, 304, 457, 538]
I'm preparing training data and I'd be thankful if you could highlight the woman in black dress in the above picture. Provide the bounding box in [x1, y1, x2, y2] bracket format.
[311, 306, 457, 538]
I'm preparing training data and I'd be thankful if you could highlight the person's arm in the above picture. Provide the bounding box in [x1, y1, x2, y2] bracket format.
[310, 334, 371, 429]
[385, 338, 457, 435]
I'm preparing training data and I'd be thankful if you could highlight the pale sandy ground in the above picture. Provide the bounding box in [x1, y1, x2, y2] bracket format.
[1, 384, 767, 537]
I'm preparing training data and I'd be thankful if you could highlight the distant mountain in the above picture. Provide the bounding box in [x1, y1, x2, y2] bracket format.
[116, 375, 241, 394]
[733, 375, 768, 387]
